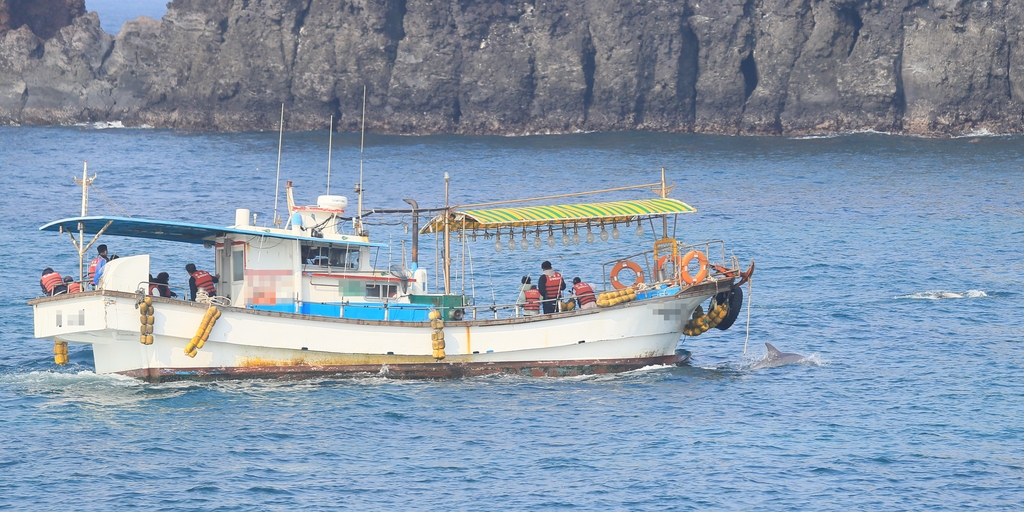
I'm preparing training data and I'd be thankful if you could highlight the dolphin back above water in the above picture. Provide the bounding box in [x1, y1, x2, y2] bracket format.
[751, 343, 805, 370]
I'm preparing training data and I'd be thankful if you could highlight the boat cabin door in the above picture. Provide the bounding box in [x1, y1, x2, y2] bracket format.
[217, 238, 246, 305]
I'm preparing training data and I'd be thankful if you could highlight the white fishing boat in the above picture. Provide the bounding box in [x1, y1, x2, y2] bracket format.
[31, 164, 753, 381]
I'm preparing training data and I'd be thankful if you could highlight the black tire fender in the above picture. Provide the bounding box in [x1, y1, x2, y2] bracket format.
[715, 287, 743, 331]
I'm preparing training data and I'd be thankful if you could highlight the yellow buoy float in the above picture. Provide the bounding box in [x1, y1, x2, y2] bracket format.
[53, 340, 68, 365]
[185, 306, 220, 358]
[428, 309, 445, 360]
[596, 287, 637, 308]
[683, 301, 729, 337]
[138, 299, 155, 345]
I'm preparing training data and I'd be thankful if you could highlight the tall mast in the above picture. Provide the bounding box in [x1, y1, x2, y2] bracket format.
[356, 86, 367, 235]
[274, 103, 285, 227]
[327, 114, 334, 194]
[660, 167, 669, 238]
[72, 161, 95, 282]
[443, 172, 451, 294]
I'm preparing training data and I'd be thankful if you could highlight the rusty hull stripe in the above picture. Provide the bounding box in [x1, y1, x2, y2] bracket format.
[120, 354, 691, 382]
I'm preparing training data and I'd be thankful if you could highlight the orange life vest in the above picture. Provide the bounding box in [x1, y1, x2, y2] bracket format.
[88, 256, 106, 282]
[67, 282, 82, 293]
[41, 272, 63, 293]
[543, 271, 563, 301]
[573, 282, 596, 307]
[524, 288, 541, 312]
[192, 270, 216, 295]
[148, 283, 162, 296]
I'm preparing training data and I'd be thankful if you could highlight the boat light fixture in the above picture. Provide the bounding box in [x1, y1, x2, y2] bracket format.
[600, 224, 609, 242]
[494, 232, 502, 253]
[547, 227, 555, 248]
[586, 225, 595, 244]
[636, 223, 644, 237]
[612, 223, 620, 240]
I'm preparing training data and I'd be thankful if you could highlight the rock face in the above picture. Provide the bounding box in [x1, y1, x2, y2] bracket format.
[1, 0, 1023, 135]
[0, 0, 85, 39]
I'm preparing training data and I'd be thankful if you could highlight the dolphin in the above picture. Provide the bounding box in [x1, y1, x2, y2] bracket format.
[750, 343, 805, 370]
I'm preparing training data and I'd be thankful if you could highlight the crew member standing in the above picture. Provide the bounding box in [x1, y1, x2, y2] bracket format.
[572, 277, 597, 310]
[523, 285, 541, 317]
[88, 244, 110, 287]
[185, 263, 218, 301]
[537, 261, 565, 314]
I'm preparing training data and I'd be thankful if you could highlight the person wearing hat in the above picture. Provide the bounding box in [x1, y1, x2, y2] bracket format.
[537, 261, 565, 314]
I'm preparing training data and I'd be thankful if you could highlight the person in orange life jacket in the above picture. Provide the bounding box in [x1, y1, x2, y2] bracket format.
[185, 263, 218, 301]
[148, 271, 177, 298]
[89, 244, 110, 286]
[572, 277, 597, 310]
[523, 285, 541, 316]
[537, 260, 565, 314]
[515, 276, 532, 309]
[40, 268, 67, 295]
[147, 274, 165, 297]
[63, 275, 82, 294]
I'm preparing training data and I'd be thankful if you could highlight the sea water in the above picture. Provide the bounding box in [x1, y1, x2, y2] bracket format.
[87, 0, 168, 34]
[1, 127, 1023, 509]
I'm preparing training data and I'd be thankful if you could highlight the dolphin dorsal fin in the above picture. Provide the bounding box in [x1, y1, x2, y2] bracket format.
[764, 343, 781, 356]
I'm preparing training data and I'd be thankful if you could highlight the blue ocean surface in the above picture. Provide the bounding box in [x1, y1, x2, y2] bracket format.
[1, 126, 1023, 509]
[87, 0, 167, 34]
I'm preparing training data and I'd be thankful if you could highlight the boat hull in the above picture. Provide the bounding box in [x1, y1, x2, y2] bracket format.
[31, 284, 726, 381]
[119, 353, 690, 381]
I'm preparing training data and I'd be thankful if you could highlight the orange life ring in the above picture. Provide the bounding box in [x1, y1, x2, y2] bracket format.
[610, 260, 645, 290]
[679, 250, 709, 285]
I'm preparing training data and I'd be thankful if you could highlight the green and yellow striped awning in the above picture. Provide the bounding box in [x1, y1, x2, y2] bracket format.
[420, 198, 696, 234]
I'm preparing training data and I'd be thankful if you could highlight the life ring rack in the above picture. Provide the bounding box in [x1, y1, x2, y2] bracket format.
[656, 254, 683, 276]
[609, 260, 645, 290]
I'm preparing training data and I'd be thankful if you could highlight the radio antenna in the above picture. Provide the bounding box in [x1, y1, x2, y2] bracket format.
[327, 114, 334, 194]
[273, 103, 284, 227]
[356, 85, 366, 234]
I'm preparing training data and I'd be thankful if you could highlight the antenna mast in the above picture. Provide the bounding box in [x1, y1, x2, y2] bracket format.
[72, 161, 96, 282]
[355, 86, 367, 235]
[273, 103, 285, 227]
[327, 114, 334, 194]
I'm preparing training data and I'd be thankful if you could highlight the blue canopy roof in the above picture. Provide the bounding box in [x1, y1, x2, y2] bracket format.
[40, 216, 387, 248]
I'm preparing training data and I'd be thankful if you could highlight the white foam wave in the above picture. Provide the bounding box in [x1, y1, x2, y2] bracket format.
[72, 121, 127, 130]
[950, 128, 1014, 139]
[0, 370, 141, 387]
[790, 133, 841, 140]
[894, 290, 989, 300]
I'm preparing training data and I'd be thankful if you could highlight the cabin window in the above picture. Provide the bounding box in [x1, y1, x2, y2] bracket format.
[232, 249, 244, 281]
[365, 283, 397, 299]
[329, 248, 359, 270]
[303, 246, 329, 266]
[302, 245, 359, 270]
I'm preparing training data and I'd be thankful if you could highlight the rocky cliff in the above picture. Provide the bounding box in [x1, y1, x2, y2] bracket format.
[1, 0, 1022, 135]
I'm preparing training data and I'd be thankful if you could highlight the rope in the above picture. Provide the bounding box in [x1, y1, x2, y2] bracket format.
[195, 288, 231, 306]
[90, 184, 132, 217]
[743, 276, 752, 355]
